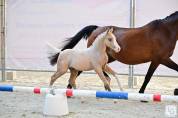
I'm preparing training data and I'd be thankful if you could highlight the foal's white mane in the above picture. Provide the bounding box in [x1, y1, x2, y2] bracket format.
[92, 30, 107, 48]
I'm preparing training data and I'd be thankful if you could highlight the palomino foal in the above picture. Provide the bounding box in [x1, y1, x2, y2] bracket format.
[49, 28, 122, 91]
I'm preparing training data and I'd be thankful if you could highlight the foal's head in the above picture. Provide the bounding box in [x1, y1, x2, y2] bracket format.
[104, 28, 121, 52]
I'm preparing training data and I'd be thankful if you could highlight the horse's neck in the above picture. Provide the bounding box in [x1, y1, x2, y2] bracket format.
[175, 21, 178, 39]
[170, 21, 178, 33]
[169, 21, 178, 39]
[163, 16, 178, 35]
[93, 37, 107, 54]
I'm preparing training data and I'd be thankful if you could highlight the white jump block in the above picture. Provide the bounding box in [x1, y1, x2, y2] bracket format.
[43, 93, 69, 116]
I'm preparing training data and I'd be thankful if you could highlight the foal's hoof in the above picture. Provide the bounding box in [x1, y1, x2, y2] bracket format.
[120, 88, 124, 91]
[113, 100, 118, 104]
[108, 88, 111, 92]
[49, 89, 55, 95]
[67, 84, 72, 89]
[104, 85, 111, 91]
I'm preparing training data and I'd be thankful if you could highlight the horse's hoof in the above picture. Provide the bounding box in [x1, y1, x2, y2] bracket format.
[174, 88, 178, 95]
[140, 100, 149, 103]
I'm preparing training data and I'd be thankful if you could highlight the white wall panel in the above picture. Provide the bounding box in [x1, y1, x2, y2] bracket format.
[6, 0, 178, 76]
[6, 0, 130, 72]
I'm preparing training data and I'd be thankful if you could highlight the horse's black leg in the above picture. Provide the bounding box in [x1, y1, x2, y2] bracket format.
[67, 71, 83, 89]
[139, 62, 159, 93]
[161, 58, 178, 72]
[160, 58, 178, 95]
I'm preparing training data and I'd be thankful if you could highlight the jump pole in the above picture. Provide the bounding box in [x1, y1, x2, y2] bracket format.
[0, 85, 178, 103]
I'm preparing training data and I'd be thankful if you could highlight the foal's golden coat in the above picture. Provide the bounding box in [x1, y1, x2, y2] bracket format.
[49, 28, 122, 91]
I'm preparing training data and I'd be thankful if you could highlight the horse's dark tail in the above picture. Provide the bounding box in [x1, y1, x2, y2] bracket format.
[61, 25, 98, 51]
[48, 25, 98, 66]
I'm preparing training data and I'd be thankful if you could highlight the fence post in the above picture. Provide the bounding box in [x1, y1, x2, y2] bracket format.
[128, 0, 135, 88]
[0, 0, 6, 81]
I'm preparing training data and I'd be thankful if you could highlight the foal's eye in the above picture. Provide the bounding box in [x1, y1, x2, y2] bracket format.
[108, 38, 112, 42]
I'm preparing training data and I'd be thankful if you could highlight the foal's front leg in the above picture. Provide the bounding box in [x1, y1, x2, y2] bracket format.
[103, 71, 111, 86]
[94, 67, 111, 91]
[104, 65, 123, 91]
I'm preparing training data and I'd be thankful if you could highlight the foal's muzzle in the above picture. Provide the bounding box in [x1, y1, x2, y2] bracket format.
[114, 47, 121, 53]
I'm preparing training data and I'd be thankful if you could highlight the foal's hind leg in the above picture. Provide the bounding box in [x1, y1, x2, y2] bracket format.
[67, 68, 78, 89]
[50, 71, 65, 87]
[49, 71, 66, 95]
[49, 62, 68, 87]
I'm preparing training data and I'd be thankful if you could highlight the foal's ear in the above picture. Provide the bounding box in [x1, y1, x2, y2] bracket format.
[107, 27, 114, 34]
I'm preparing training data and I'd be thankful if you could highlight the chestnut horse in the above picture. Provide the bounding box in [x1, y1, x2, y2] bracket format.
[50, 11, 178, 93]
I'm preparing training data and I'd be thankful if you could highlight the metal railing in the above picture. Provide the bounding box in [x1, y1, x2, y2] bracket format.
[0, 0, 5, 81]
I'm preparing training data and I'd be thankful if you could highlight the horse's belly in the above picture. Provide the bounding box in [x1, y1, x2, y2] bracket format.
[110, 49, 151, 65]
[118, 53, 151, 64]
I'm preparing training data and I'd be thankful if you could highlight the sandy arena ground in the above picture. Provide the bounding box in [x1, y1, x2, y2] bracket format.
[0, 71, 178, 118]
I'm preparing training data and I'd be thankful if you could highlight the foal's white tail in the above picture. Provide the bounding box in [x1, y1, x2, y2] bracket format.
[46, 42, 61, 66]
[46, 42, 60, 56]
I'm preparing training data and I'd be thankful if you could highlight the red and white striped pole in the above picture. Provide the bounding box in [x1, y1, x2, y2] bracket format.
[0, 85, 178, 103]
